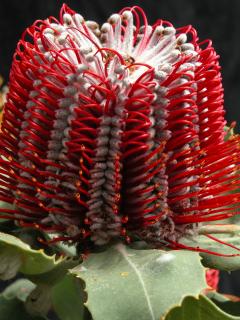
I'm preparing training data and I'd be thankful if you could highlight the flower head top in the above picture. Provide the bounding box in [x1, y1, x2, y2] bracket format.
[0, 4, 240, 253]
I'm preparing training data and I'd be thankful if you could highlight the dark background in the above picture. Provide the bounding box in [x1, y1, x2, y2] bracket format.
[0, 0, 240, 295]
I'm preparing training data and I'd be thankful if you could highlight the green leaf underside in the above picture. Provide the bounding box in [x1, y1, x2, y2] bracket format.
[0, 296, 44, 320]
[51, 274, 85, 320]
[0, 201, 15, 223]
[0, 279, 43, 320]
[182, 234, 240, 271]
[71, 244, 206, 320]
[164, 295, 240, 320]
[3, 279, 36, 302]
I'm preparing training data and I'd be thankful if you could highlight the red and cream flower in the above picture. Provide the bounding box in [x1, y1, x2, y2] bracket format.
[0, 4, 240, 252]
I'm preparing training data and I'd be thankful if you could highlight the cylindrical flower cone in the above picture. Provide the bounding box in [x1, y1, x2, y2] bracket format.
[0, 4, 240, 254]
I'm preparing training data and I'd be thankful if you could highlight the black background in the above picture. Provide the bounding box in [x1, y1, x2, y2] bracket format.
[0, 0, 240, 295]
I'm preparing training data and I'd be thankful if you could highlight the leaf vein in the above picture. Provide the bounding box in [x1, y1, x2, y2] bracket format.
[117, 244, 155, 320]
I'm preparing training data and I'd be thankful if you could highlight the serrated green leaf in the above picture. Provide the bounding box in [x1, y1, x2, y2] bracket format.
[0, 249, 22, 280]
[206, 290, 229, 303]
[51, 274, 85, 320]
[28, 257, 80, 285]
[0, 232, 80, 286]
[70, 244, 206, 320]
[182, 234, 240, 271]
[208, 291, 240, 317]
[164, 295, 240, 320]
[0, 232, 57, 275]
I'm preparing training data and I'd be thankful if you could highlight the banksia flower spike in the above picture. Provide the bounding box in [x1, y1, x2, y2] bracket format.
[0, 4, 240, 253]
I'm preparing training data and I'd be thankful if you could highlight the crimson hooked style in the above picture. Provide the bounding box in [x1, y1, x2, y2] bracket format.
[0, 4, 240, 252]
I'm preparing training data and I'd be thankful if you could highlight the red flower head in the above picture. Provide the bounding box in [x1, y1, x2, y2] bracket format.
[0, 4, 240, 252]
[206, 269, 220, 291]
